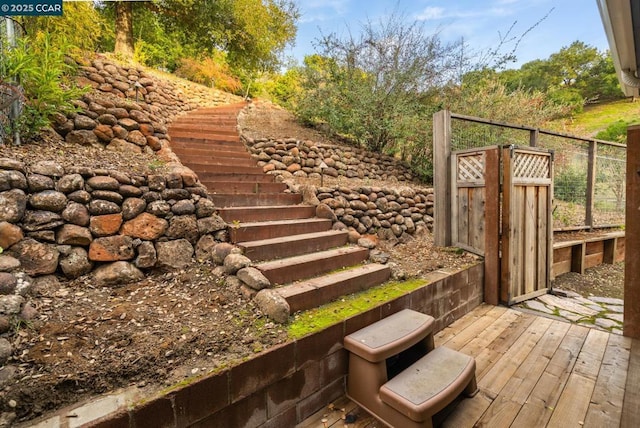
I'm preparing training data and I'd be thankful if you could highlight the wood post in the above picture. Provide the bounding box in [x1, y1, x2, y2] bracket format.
[586, 140, 597, 229]
[433, 110, 452, 247]
[624, 125, 640, 338]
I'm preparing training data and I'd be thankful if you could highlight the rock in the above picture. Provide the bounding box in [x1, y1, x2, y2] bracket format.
[0, 317, 9, 334]
[212, 243, 236, 265]
[171, 200, 195, 215]
[358, 235, 378, 249]
[119, 185, 142, 198]
[66, 129, 99, 146]
[223, 253, 252, 274]
[237, 267, 271, 290]
[0, 222, 23, 249]
[122, 197, 146, 220]
[0, 255, 20, 272]
[0, 170, 27, 191]
[388, 263, 407, 280]
[195, 235, 216, 262]
[254, 289, 290, 323]
[74, 115, 97, 130]
[146, 200, 171, 217]
[56, 224, 93, 245]
[11, 239, 59, 275]
[197, 215, 227, 235]
[30, 161, 64, 178]
[0, 158, 25, 172]
[195, 199, 216, 218]
[155, 239, 193, 270]
[87, 199, 121, 215]
[369, 249, 390, 264]
[56, 174, 85, 193]
[0, 273, 17, 295]
[20, 301, 39, 320]
[0, 189, 28, 223]
[97, 113, 118, 125]
[87, 176, 120, 191]
[93, 261, 144, 287]
[13, 272, 32, 296]
[60, 247, 93, 279]
[21, 210, 64, 232]
[347, 230, 361, 243]
[88, 235, 134, 261]
[27, 174, 55, 192]
[89, 213, 123, 237]
[0, 295, 24, 315]
[166, 215, 199, 243]
[118, 118, 139, 131]
[0, 338, 12, 365]
[61, 201, 90, 226]
[121, 212, 168, 240]
[315, 203, 336, 221]
[134, 241, 157, 269]
[67, 190, 91, 204]
[107, 138, 142, 154]
[93, 124, 114, 142]
[126, 130, 147, 146]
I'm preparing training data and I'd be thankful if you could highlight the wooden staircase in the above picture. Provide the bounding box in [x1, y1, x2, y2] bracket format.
[168, 103, 391, 314]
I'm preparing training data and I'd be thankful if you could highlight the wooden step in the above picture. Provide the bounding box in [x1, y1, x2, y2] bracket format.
[170, 140, 247, 151]
[169, 125, 238, 136]
[168, 130, 241, 142]
[179, 157, 257, 168]
[210, 193, 302, 207]
[256, 246, 370, 285]
[229, 218, 332, 242]
[170, 148, 252, 159]
[218, 205, 314, 222]
[190, 165, 264, 175]
[197, 173, 275, 184]
[277, 263, 391, 313]
[239, 230, 349, 262]
[201, 181, 287, 194]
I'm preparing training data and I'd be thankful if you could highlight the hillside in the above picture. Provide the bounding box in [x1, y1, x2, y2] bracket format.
[553, 98, 640, 138]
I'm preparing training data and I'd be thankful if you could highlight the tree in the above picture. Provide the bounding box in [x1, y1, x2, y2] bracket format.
[114, 1, 134, 58]
[294, 10, 463, 152]
[107, 0, 298, 73]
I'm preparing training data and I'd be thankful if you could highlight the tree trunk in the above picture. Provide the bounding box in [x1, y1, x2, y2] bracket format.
[114, 1, 134, 58]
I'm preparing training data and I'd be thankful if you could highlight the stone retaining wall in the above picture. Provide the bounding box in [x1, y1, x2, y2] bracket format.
[53, 56, 242, 154]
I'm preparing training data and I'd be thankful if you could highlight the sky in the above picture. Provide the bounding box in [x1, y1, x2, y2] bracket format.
[288, 0, 610, 69]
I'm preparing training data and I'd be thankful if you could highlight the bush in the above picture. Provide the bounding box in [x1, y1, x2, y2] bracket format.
[1, 32, 87, 143]
[554, 166, 587, 203]
[175, 52, 242, 93]
[595, 120, 628, 143]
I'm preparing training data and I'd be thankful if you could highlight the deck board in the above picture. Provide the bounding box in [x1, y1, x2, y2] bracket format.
[300, 304, 638, 428]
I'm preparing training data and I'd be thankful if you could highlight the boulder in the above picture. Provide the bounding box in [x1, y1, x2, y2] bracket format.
[60, 247, 93, 279]
[0, 295, 24, 315]
[237, 267, 271, 291]
[223, 253, 252, 274]
[166, 215, 199, 243]
[254, 289, 290, 323]
[89, 213, 123, 237]
[134, 241, 157, 269]
[10, 239, 59, 275]
[56, 174, 85, 193]
[88, 235, 134, 261]
[155, 239, 193, 270]
[56, 224, 92, 246]
[0, 222, 23, 250]
[0, 189, 27, 223]
[212, 243, 236, 265]
[61, 202, 90, 226]
[93, 261, 144, 287]
[121, 212, 168, 240]
[195, 235, 216, 262]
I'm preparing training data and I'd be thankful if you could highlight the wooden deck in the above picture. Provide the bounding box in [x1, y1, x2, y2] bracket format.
[299, 304, 640, 428]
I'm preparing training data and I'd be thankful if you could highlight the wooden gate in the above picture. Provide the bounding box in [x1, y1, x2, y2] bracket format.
[451, 145, 553, 306]
[501, 146, 553, 304]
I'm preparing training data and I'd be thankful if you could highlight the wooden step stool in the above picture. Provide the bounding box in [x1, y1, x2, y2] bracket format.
[344, 309, 478, 428]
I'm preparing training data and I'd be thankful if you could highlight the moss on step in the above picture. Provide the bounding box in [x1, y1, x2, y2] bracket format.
[287, 278, 427, 339]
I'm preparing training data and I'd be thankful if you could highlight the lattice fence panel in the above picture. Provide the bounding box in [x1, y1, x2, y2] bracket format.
[457, 153, 485, 183]
[514, 152, 550, 180]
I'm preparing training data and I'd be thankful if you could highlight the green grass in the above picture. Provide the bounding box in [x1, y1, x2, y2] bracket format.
[554, 99, 640, 138]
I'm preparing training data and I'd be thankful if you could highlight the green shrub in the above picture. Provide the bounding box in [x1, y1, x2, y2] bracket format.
[595, 120, 628, 143]
[554, 166, 587, 203]
[1, 32, 87, 143]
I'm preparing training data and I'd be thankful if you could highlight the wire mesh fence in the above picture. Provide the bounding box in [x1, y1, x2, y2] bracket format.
[448, 112, 626, 231]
